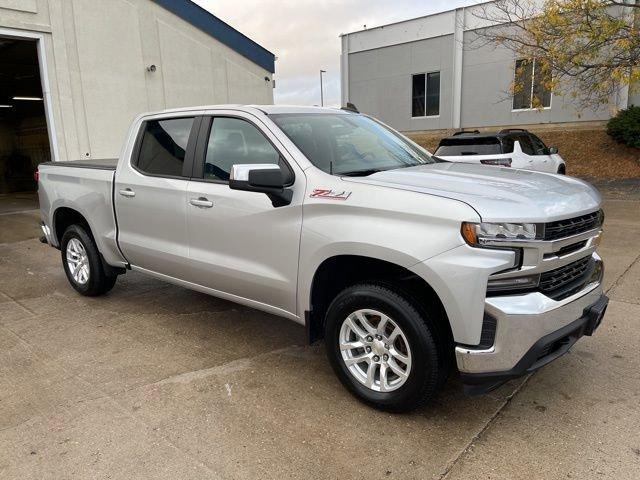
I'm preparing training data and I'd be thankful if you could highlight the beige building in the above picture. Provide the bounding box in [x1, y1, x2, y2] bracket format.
[0, 0, 275, 192]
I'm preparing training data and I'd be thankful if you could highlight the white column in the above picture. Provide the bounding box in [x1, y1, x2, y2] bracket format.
[340, 34, 349, 107]
[452, 8, 464, 129]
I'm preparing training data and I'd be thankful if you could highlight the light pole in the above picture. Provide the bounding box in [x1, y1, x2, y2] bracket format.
[320, 69, 326, 106]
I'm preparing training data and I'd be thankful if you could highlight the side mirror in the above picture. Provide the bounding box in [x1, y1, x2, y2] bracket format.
[229, 164, 293, 207]
[547, 146, 558, 155]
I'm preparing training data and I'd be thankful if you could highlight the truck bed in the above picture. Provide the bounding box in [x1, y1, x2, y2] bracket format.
[38, 158, 127, 268]
[40, 158, 118, 170]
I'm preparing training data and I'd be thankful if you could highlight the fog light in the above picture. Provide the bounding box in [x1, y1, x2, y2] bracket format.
[487, 274, 540, 292]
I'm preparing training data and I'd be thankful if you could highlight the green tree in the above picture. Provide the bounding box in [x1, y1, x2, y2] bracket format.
[473, 0, 640, 110]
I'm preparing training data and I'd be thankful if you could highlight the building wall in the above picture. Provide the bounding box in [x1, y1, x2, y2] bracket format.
[629, 83, 640, 107]
[0, 0, 274, 161]
[459, 29, 611, 129]
[349, 34, 454, 132]
[342, 3, 630, 132]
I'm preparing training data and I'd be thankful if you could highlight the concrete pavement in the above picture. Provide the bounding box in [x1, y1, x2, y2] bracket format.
[0, 192, 638, 479]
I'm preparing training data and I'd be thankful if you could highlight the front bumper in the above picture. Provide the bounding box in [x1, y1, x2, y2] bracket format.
[456, 254, 607, 394]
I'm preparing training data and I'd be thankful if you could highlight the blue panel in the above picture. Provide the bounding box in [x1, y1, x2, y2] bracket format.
[151, 0, 275, 73]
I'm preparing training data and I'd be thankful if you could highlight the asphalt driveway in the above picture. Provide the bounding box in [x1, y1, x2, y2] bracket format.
[0, 189, 638, 479]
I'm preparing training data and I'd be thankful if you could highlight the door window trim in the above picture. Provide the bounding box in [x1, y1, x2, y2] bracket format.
[131, 116, 203, 180]
[191, 114, 295, 186]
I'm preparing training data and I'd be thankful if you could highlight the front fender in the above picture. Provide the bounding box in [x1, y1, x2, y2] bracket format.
[411, 245, 515, 345]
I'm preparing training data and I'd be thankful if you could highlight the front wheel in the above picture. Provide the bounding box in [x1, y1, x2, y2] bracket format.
[61, 225, 117, 296]
[557, 164, 566, 175]
[324, 283, 448, 412]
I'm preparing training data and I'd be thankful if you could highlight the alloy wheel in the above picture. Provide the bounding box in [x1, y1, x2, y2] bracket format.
[66, 238, 90, 285]
[339, 309, 412, 392]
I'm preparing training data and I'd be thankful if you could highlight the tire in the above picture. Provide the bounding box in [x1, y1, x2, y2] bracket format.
[557, 165, 566, 175]
[324, 283, 448, 412]
[60, 224, 117, 296]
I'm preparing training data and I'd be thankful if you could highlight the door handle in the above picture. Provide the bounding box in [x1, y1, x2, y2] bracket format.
[189, 197, 214, 208]
[119, 188, 135, 197]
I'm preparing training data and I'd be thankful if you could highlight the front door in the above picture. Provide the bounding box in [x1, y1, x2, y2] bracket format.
[185, 113, 303, 316]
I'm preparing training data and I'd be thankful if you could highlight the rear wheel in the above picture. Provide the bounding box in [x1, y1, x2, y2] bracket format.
[61, 225, 117, 296]
[324, 283, 448, 412]
[557, 164, 566, 175]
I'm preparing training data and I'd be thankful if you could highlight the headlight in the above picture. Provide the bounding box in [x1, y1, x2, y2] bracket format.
[461, 222, 536, 246]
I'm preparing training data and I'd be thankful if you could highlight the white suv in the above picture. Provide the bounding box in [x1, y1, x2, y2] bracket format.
[434, 129, 566, 174]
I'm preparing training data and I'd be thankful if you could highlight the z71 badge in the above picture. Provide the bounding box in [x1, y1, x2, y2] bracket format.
[310, 189, 352, 200]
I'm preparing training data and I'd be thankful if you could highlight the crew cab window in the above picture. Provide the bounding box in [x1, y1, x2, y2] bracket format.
[137, 118, 194, 177]
[529, 134, 548, 155]
[205, 117, 285, 182]
[435, 137, 502, 156]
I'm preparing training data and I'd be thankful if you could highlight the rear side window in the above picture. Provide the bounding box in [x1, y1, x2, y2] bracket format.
[435, 137, 502, 156]
[137, 118, 194, 176]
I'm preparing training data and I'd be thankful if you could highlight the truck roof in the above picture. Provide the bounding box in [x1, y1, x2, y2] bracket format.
[137, 104, 352, 118]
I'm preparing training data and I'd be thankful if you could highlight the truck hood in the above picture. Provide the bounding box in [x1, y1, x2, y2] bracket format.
[347, 162, 601, 222]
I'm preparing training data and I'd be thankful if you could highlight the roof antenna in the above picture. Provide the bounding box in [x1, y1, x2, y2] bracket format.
[330, 161, 334, 175]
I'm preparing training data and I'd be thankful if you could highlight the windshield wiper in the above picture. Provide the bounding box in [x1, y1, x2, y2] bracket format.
[339, 168, 385, 177]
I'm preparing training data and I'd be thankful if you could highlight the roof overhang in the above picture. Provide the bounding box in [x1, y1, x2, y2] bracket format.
[151, 0, 275, 73]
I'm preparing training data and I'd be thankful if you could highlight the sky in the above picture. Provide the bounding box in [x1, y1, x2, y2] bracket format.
[192, 0, 479, 107]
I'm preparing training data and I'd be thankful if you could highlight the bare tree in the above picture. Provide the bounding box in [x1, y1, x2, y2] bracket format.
[471, 0, 640, 111]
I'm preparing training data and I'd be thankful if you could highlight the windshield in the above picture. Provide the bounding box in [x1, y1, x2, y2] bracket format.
[271, 113, 435, 175]
[434, 137, 502, 156]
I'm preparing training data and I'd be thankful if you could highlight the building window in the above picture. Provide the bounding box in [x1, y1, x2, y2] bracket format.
[513, 59, 552, 110]
[412, 72, 440, 117]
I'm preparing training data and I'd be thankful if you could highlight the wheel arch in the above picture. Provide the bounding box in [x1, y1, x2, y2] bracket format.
[53, 206, 93, 246]
[53, 206, 125, 277]
[304, 254, 453, 347]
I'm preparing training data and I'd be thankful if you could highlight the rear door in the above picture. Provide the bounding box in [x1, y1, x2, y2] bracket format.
[115, 114, 202, 278]
[185, 111, 304, 316]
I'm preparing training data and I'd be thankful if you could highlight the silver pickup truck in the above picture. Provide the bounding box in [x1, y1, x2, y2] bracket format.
[38, 105, 608, 411]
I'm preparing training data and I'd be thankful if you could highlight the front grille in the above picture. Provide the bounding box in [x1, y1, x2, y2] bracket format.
[539, 256, 594, 300]
[542, 210, 602, 241]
